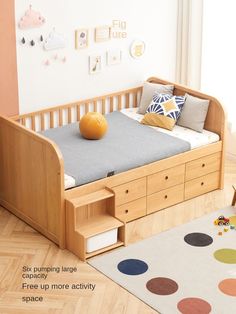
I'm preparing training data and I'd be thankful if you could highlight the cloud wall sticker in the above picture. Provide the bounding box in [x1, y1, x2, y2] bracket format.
[18, 5, 45, 29]
[44, 30, 66, 51]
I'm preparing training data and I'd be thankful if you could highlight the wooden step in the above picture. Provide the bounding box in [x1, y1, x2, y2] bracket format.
[76, 214, 123, 238]
[70, 188, 114, 208]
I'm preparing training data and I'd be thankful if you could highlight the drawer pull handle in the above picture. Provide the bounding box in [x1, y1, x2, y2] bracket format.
[125, 209, 129, 214]
[165, 176, 169, 180]
[201, 182, 204, 186]
[164, 195, 168, 199]
[125, 189, 129, 194]
[202, 163, 205, 167]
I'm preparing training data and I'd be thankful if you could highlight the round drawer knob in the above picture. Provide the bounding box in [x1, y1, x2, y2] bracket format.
[202, 163, 205, 167]
[164, 195, 168, 199]
[125, 209, 129, 214]
[201, 182, 204, 186]
[125, 189, 129, 194]
[165, 176, 169, 180]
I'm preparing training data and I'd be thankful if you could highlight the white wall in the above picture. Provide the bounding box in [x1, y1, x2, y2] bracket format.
[201, 0, 236, 157]
[15, 0, 178, 114]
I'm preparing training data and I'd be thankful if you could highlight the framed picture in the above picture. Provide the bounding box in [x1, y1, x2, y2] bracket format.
[75, 28, 89, 49]
[107, 50, 122, 66]
[89, 55, 102, 74]
[95, 25, 111, 42]
[130, 40, 145, 58]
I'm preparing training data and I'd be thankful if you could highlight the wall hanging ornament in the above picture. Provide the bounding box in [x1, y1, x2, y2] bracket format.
[75, 29, 89, 49]
[21, 37, 26, 44]
[30, 40, 35, 46]
[18, 5, 45, 29]
[89, 55, 102, 74]
[40, 35, 44, 42]
[107, 50, 122, 66]
[130, 40, 145, 58]
[95, 26, 111, 42]
[44, 29, 66, 51]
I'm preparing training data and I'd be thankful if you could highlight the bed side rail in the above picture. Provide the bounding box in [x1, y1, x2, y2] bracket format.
[0, 116, 65, 247]
[11, 87, 142, 132]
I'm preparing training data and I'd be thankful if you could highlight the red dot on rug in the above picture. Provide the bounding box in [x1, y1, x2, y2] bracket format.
[177, 298, 211, 314]
[218, 278, 236, 296]
[146, 277, 178, 295]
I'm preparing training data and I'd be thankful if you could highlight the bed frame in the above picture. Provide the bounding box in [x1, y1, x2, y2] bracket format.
[0, 77, 225, 261]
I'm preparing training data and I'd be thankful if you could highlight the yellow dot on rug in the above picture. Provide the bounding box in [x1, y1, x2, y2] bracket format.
[214, 249, 236, 264]
[229, 216, 236, 225]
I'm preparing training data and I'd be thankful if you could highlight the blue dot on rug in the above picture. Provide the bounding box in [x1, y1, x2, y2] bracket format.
[184, 232, 213, 247]
[117, 259, 148, 275]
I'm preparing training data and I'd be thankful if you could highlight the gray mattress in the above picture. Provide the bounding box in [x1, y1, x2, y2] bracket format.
[41, 111, 191, 187]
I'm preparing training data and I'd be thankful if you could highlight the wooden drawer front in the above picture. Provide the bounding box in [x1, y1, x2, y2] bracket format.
[147, 184, 184, 214]
[115, 197, 146, 222]
[185, 171, 220, 200]
[147, 164, 185, 195]
[185, 152, 221, 181]
[113, 177, 146, 206]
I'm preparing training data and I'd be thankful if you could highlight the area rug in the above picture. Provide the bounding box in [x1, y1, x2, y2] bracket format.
[88, 207, 236, 314]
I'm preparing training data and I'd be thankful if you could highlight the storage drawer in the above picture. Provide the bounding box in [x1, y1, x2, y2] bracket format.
[185, 152, 221, 181]
[147, 184, 184, 214]
[112, 177, 146, 206]
[185, 171, 220, 200]
[86, 228, 118, 253]
[115, 197, 146, 222]
[147, 164, 185, 195]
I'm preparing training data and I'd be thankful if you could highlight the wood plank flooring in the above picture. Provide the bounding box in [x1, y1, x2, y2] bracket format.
[0, 159, 235, 314]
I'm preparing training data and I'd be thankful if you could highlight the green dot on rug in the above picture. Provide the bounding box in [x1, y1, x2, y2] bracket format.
[214, 249, 236, 264]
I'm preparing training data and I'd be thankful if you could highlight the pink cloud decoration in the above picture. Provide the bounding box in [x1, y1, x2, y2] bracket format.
[18, 5, 45, 29]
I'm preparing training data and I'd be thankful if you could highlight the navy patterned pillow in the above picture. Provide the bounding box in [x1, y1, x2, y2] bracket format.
[141, 93, 186, 130]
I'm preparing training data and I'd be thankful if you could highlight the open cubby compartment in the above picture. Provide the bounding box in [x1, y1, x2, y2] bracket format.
[65, 188, 126, 261]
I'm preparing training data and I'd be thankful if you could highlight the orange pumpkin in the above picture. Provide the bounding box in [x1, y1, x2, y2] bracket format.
[79, 112, 108, 140]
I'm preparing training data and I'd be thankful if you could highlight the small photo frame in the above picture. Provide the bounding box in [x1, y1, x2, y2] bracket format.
[75, 28, 89, 49]
[130, 40, 145, 58]
[89, 55, 102, 74]
[95, 25, 111, 42]
[107, 50, 122, 66]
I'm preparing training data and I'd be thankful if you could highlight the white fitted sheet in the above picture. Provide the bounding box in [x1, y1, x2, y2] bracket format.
[64, 108, 219, 189]
[121, 108, 219, 149]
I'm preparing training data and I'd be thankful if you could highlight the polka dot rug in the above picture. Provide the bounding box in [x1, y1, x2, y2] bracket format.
[89, 207, 236, 313]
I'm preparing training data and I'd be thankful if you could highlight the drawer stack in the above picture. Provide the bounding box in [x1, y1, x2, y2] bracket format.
[147, 165, 185, 214]
[112, 177, 147, 222]
[185, 152, 221, 199]
[111, 152, 221, 222]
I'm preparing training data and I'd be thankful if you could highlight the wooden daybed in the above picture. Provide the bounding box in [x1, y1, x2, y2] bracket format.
[0, 77, 225, 261]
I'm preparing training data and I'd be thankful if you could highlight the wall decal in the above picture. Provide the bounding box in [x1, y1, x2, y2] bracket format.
[75, 29, 89, 49]
[40, 35, 44, 42]
[111, 20, 127, 39]
[89, 55, 102, 74]
[18, 5, 45, 29]
[21, 37, 26, 44]
[30, 40, 35, 46]
[44, 29, 66, 51]
[107, 50, 122, 66]
[95, 26, 111, 42]
[44, 55, 67, 66]
[130, 40, 145, 58]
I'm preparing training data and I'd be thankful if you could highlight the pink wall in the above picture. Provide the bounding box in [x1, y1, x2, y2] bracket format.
[0, 0, 19, 116]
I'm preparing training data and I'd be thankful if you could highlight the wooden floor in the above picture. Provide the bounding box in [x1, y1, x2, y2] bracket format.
[0, 159, 235, 314]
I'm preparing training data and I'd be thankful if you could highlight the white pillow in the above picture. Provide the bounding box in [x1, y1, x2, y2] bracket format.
[138, 81, 174, 114]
